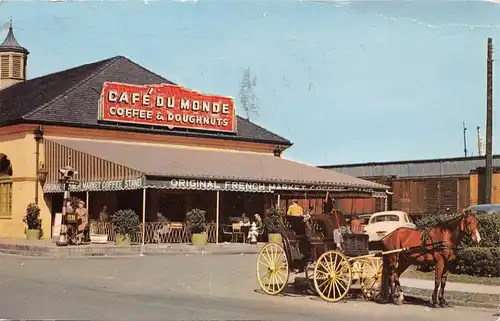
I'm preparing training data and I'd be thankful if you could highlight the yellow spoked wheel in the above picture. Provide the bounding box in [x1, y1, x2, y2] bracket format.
[350, 260, 364, 283]
[360, 257, 383, 301]
[256, 242, 290, 295]
[313, 250, 352, 302]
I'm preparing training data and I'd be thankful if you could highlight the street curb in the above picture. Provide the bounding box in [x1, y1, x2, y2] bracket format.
[406, 292, 499, 310]
[402, 286, 500, 310]
[0, 243, 263, 257]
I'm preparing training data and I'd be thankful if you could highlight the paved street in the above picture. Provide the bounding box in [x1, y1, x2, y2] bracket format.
[0, 253, 497, 320]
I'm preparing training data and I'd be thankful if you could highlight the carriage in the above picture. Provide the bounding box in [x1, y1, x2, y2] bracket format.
[256, 211, 385, 302]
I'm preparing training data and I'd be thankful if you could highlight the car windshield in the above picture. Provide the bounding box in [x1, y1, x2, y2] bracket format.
[360, 217, 370, 225]
[371, 214, 400, 223]
[467, 204, 500, 215]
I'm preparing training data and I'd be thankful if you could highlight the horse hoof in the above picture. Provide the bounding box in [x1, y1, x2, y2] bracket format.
[395, 298, 404, 306]
[431, 302, 439, 308]
[439, 302, 447, 308]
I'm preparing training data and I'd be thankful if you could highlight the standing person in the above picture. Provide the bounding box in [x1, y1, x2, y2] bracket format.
[323, 194, 334, 215]
[287, 200, 303, 216]
[99, 205, 109, 223]
[76, 200, 89, 243]
[154, 212, 169, 243]
[350, 214, 363, 234]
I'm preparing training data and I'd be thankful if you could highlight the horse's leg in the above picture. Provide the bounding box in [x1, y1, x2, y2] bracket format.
[386, 255, 398, 304]
[389, 255, 403, 305]
[432, 256, 445, 308]
[438, 260, 450, 307]
[394, 259, 410, 305]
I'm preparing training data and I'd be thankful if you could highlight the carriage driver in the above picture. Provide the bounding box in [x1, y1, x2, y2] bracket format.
[287, 200, 304, 217]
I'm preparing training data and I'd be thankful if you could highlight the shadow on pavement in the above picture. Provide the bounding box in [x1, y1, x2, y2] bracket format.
[403, 295, 455, 308]
[254, 284, 306, 298]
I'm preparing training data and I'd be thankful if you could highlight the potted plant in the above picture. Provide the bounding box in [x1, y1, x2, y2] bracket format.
[186, 208, 208, 246]
[111, 209, 140, 246]
[264, 206, 283, 244]
[23, 203, 42, 240]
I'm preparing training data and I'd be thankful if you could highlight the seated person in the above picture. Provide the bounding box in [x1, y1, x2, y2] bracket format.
[240, 213, 250, 224]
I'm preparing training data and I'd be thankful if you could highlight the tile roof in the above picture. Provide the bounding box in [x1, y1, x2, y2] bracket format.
[0, 56, 291, 146]
[47, 138, 389, 190]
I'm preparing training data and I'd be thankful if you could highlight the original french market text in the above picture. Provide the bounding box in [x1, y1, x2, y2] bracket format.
[158, 179, 376, 193]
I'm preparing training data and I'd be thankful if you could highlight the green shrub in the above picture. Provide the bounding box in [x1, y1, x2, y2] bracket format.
[185, 208, 206, 234]
[455, 247, 500, 277]
[111, 209, 140, 236]
[264, 206, 284, 234]
[23, 203, 42, 230]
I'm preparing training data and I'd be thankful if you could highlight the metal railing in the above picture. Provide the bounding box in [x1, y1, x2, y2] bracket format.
[89, 220, 217, 244]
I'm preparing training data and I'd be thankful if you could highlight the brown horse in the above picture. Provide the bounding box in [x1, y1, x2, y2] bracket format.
[381, 209, 481, 308]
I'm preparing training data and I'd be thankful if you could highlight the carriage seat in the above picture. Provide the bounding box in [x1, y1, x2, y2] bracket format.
[282, 216, 310, 261]
[284, 216, 308, 239]
[342, 233, 369, 257]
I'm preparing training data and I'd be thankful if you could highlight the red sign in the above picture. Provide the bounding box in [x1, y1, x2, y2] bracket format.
[98, 82, 237, 133]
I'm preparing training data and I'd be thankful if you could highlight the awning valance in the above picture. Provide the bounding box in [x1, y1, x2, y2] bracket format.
[43, 138, 390, 194]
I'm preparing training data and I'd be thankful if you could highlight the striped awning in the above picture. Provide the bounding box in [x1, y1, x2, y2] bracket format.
[42, 138, 390, 194]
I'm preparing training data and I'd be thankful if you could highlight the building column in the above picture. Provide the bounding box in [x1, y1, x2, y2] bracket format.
[215, 190, 220, 244]
[140, 188, 146, 256]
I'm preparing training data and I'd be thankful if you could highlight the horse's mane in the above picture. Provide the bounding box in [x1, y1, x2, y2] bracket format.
[429, 214, 462, 229]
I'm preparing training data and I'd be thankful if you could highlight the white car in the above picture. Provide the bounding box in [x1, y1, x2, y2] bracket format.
[363, 211, 416, 242]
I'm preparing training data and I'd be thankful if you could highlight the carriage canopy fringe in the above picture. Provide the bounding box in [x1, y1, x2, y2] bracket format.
[42, 138, 390, 194]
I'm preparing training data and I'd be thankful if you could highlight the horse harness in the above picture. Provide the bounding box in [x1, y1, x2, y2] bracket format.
[396, 228, 455, 260]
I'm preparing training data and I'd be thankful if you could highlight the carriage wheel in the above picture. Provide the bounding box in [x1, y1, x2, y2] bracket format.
[313, 250, 352, 302]
[256, 242, 290, 295]
[304, 261, 316, 294]
[360, 257, 383, 301]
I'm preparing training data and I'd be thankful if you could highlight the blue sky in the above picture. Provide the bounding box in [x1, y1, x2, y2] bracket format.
[1, 0, 499, 166]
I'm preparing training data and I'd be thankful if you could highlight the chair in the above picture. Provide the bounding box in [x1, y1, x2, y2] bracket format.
[169, 222, 184, 243]
[231, 222, 245, 243]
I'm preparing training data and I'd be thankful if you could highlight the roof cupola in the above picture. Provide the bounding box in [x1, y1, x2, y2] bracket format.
[0, 19, 29, 90]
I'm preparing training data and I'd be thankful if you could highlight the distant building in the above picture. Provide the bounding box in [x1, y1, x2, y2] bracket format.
[320, 155, 500, 217]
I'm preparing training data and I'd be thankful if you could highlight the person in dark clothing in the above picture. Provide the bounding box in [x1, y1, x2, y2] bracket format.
[323, 196, 334, 215]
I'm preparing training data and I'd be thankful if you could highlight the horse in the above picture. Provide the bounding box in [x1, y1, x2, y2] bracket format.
[380, 209, 481, 308]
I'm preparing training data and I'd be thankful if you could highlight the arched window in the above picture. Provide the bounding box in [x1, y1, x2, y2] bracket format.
[0, 154, 13, 218]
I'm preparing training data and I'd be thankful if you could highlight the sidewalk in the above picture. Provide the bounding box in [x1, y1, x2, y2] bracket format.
[400, 277, 500, 295]
[0, 238, 265, 257]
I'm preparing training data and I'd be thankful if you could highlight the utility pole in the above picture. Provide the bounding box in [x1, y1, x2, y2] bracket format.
[463, 121, 468, 157]
[485, 37, 494, 204]
[477, 126, 484, 156]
